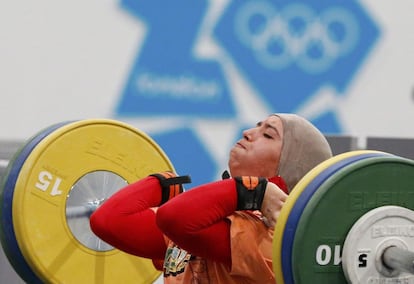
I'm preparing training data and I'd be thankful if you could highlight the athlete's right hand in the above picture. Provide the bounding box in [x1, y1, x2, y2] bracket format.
[260, 182, 288, 229]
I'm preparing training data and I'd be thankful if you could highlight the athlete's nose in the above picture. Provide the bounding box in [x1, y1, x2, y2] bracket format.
[242, 128, 254, 141]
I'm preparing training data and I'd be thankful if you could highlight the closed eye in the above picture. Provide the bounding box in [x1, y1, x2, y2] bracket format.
[264, 133, 273, 139]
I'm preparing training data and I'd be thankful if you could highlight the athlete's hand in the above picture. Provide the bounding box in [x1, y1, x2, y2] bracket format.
[260, 182, 288, 228]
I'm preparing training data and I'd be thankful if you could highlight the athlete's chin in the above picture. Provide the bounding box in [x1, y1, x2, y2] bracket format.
[229, 148, 243, 163]
[228, 156, 248, 176]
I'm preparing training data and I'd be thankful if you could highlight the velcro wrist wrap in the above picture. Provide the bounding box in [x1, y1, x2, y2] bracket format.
[150, 172, 191, 205]
[234, 176, 268, 210]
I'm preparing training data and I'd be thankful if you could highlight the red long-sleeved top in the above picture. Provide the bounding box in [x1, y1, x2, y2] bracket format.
[90, 175, 288, 270]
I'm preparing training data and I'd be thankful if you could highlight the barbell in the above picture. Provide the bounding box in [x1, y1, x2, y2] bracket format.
[0, 119, 413, 284]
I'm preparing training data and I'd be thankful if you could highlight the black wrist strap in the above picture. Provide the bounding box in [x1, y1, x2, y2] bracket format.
[234, 176, 267, 210]
[150, 172, 191, 205]
[158, 175, 192, 186]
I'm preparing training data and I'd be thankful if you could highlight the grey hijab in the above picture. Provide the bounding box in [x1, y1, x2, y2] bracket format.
[275, 114, 333, 192]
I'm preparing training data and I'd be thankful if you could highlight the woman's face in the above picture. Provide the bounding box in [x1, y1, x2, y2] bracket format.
[228, 115, 284, 177]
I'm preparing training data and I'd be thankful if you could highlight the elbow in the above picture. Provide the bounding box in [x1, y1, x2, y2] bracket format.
[155, 203, 176, 235]
[89, 208, 111, 241]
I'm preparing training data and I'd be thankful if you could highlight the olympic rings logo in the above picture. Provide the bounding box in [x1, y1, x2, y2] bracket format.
[234, 1, 360, 74]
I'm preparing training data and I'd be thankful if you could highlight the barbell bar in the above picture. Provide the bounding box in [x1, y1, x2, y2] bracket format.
[1, 119, 414, 284]
[382, 246, 414, 275]
[2, 153, 104, 220]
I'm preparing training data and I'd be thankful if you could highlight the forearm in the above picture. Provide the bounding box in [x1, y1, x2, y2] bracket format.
[156, 176, 287, 267]
[156, 179, 238, 267]
[90, 176, 167, 259]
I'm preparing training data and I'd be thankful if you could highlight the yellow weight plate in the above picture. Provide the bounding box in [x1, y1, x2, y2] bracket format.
[273, 150, 387, 284]
[12, 119, 173, 283]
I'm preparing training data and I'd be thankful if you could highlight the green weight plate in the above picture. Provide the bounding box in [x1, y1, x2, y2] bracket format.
[292, 156, 414, 284]
[280, 151, 390, 284]
[273, 150, 386, 284]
